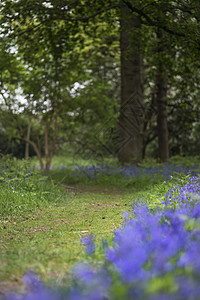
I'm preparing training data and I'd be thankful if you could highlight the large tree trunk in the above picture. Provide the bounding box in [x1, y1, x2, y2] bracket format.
[156, 30, 169, 162]
[118, 0, 143, 164]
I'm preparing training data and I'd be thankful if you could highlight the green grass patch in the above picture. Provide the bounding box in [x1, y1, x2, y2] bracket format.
[0, 185, 135, 293]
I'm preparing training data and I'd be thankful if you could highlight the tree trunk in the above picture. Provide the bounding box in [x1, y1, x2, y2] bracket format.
[46, 115, 57, 172]
[25, 119, 31, 159]
[22, 137, 44, 170]
[156, 30, 169, 162]
[44, 117, 57, 172]
[44, 120, 49, 171]
[118, 0, 143, 164]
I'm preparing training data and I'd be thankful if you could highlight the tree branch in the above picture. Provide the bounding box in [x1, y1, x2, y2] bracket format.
[51, 4, 119, 22]
[19, 136, 44, 170]
[122, 0, 186, 38]
[7, 3, 119, 39]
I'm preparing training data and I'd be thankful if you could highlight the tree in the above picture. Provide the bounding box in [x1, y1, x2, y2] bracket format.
[0, 0, 121, 166]
[1, 0, 200, 165]
[155, 29, 169, 162]
[120, 0, 200, 161]
[117, 0, 143, 164]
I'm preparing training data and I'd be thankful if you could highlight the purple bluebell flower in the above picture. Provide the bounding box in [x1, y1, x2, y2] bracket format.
[6, 272, 58, 300]
[122, 211, 129, 219]
[81, 235, 95, 255]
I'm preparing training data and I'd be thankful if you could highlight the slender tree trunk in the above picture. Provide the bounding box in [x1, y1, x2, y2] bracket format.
[118, 0, 143, 164]
[46, 115, 57, 172]
[44, 120, 49, 171]
[156, 30, 169, 162]
[25, 119, 31, 159]
[22, 137, 44, 170]
[44, 116, 57, 172]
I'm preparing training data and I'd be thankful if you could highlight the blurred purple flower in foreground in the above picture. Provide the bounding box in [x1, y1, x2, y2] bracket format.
[6, 272, 58, 300]
[81, 235, 95, 255]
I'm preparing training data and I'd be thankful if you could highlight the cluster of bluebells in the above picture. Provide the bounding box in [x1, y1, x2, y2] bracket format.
[50, 163, 198, 184]
[161, 176, 200, 208]
[5, 176, 200, 300]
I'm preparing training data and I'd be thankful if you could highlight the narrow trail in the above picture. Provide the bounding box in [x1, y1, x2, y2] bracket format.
[0, 185, 135, 295]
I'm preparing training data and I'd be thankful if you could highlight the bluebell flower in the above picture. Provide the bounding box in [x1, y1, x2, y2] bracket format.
[23, 271, 44, 292]
[6, 272, 58, 300]
[122, 211, 129, 219]
[81, 235, 95, 255]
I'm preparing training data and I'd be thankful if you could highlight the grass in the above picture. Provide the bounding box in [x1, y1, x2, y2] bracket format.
[0, 193, 134, 294]
[0, 185, 137, 293]
[0, 155, 199, 295]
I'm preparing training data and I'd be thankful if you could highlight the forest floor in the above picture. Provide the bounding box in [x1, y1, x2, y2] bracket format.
[1, 156, 199, 297]
[0, 184, 139, 295]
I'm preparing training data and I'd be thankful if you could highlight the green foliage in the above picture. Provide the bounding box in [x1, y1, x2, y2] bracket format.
[0, 156, 64, 217]
[168, 155, 200, 168]
[0, 0, 121, 167]
[0, 0, 200, 163]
